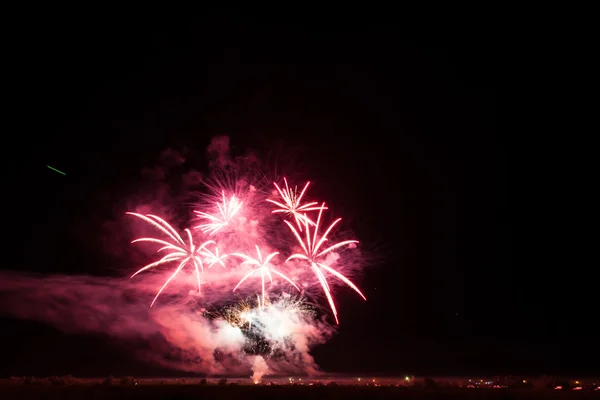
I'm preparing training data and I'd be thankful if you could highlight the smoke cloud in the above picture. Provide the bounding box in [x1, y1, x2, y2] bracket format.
[0, 270, 334, 376]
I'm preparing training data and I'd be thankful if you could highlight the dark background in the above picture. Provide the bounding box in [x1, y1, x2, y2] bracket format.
[0, 11, 587, 378]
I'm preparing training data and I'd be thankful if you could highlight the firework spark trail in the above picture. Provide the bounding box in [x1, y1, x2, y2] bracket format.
[284, 204, 366, 324]
[194, 191, 242, 235]
[231, 246, 300, 307]
[127, 212, 219, 306]
[201, 246, 228, 268]
[266, 178, 326, 231]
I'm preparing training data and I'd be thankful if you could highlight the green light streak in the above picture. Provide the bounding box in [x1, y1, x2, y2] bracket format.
[47, 165, 66, 176]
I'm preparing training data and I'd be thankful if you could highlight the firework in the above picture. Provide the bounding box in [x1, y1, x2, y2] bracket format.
[264, 295, 315, 321]
[127, 161, 368, 330]
[126, 212, 219, 306]
[218, 297, 256, 328]
[201, 245, 228, 268]
[216, 295, 315, 354]
[266, 178, 326, 230]
[194, 191, 242, 235]
[231, 246, 299, 307]
[284, 204, 366, 324]
[245, 296, 316, 348]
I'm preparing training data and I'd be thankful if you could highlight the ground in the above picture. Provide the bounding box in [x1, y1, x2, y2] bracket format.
[1, 377, 598, 399]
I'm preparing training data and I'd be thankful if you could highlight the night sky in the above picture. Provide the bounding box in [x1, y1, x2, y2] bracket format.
[0, 12, 591, 378]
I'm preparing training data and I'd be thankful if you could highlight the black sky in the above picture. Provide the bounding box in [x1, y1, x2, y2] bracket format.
[0, 12, 586, 378]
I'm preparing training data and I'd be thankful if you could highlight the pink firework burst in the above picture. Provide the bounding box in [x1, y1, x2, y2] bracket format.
[202, 246, 228, 268]
[231, 245, 299, 307]
[127, 212, 218, 306]
[266, 178, 326, 231]
[284, 204, 366, 324]
[194, 191, 242, 235]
